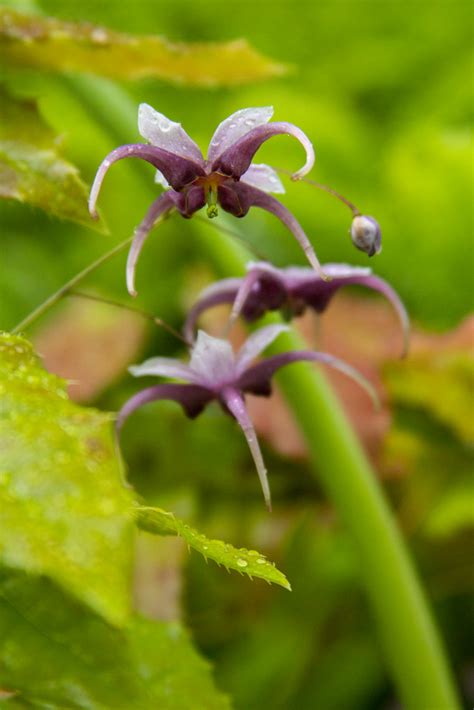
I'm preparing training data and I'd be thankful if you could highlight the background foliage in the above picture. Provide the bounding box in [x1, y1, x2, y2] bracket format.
[0, 0, 472, 708]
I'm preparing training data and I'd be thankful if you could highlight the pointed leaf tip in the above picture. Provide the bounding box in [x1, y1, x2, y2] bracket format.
[135, 506, 291, 590]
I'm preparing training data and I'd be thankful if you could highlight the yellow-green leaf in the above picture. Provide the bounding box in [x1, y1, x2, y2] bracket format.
[0, 90, 104, 230]
[136, 505, 291, 591]
[0, 8, 287, 86]
[0, 332, 135, 626]
[384, 350, 474, 444]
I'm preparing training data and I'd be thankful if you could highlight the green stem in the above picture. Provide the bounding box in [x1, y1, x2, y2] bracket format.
[69, 291, 190, 345]
[197, 222, 460, 710]
[11, 235, 133, 334]
[58, 76, 459, 709]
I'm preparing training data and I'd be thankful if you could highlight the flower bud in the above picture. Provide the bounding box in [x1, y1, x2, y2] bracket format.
[351, 215, 382, 257]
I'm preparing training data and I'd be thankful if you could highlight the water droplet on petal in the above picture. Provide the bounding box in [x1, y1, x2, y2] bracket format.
[236, 558, 248, 568]
[256, 558, 266, 565]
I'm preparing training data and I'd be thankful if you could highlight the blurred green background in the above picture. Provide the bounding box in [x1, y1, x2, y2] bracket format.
[1, 0, 473, 708]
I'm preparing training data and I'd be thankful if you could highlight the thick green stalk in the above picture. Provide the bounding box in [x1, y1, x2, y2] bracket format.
[62, 76, 459, 709]
[198, 225, 460, 710]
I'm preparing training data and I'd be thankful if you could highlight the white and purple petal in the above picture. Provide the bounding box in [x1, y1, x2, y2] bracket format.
[128, 357, 196, 382]
[240, 164, 285, 194]
[138, 104, 205, 165]
[189, 331, 236, 387]
[207, 106, 274, 164]
[236, 324, 289, 372]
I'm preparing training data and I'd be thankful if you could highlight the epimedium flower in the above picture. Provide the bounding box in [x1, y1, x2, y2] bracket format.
[117, 325, 377, 510]
[90, 104, 332, 296]
[183, 261, 410, 356]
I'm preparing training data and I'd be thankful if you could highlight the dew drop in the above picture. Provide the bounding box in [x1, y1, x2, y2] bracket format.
[256, 558, 266, 565]
[229, 122, 237, 129]
[91, 28, 108, 44]
[236, 558, 248, 568]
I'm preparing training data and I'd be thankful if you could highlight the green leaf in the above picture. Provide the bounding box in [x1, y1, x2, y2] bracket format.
[0, 90, 104, 230]
[136, 505, 292, 591]
[0, 332, 134, 626]
[0, 569, 229, 709]
[425, 481, 474, 539]
[0, 8, 287, 86]
[385, 350, 474, 445]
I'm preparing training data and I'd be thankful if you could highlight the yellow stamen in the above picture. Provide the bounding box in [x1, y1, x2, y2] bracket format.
[206, 185, 218, 219]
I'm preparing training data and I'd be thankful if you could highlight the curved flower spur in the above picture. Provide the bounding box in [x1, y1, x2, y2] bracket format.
[118, 325, 378, 511]
[184, 262, 410, 356]
[89, 105, 380, 296]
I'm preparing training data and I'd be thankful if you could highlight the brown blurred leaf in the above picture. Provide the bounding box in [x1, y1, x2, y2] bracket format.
[33, 295, 148, 402]
[0, 8, 287, 86]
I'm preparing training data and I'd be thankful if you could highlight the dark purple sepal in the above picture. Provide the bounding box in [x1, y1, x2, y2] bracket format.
[237, 351, 378, 407]
[219, 183, 326, 276]
[126, 191, 177, 297]
[117, 383, 213, 430]
[96, 144, 204, 195]
[211, 122, 313, 179]
[183, 282, 241, 343]
[172, 185, 206, 217]
[217, 182, 251, 217]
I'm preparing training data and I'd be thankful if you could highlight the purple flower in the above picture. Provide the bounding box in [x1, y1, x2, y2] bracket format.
[118, 325, 377, 510]
[89, 104, 326, 296]
[183, 262, 410, 356]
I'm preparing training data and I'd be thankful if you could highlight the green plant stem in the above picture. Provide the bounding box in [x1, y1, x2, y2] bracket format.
[58, 75, 460, 709]
[11, 235, 133, 334]
[69, 291, 189, 345]
[198, 224, 460, 710]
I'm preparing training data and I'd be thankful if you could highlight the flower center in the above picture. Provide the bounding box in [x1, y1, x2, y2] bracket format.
[195, 173, 229, 219]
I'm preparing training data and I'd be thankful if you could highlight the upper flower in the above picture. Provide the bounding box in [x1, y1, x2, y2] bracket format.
[117, 325, 377, 510]
[89, 104, 327, 296]
[183, 261, 410, 356]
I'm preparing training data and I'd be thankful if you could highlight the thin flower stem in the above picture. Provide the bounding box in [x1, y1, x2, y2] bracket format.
[275, 165, 360, 215]
[69, 291, 191, 346]
[12, 236, 133, 334]
[195, 214, 269, 261]
[61, 75, 461, 710]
